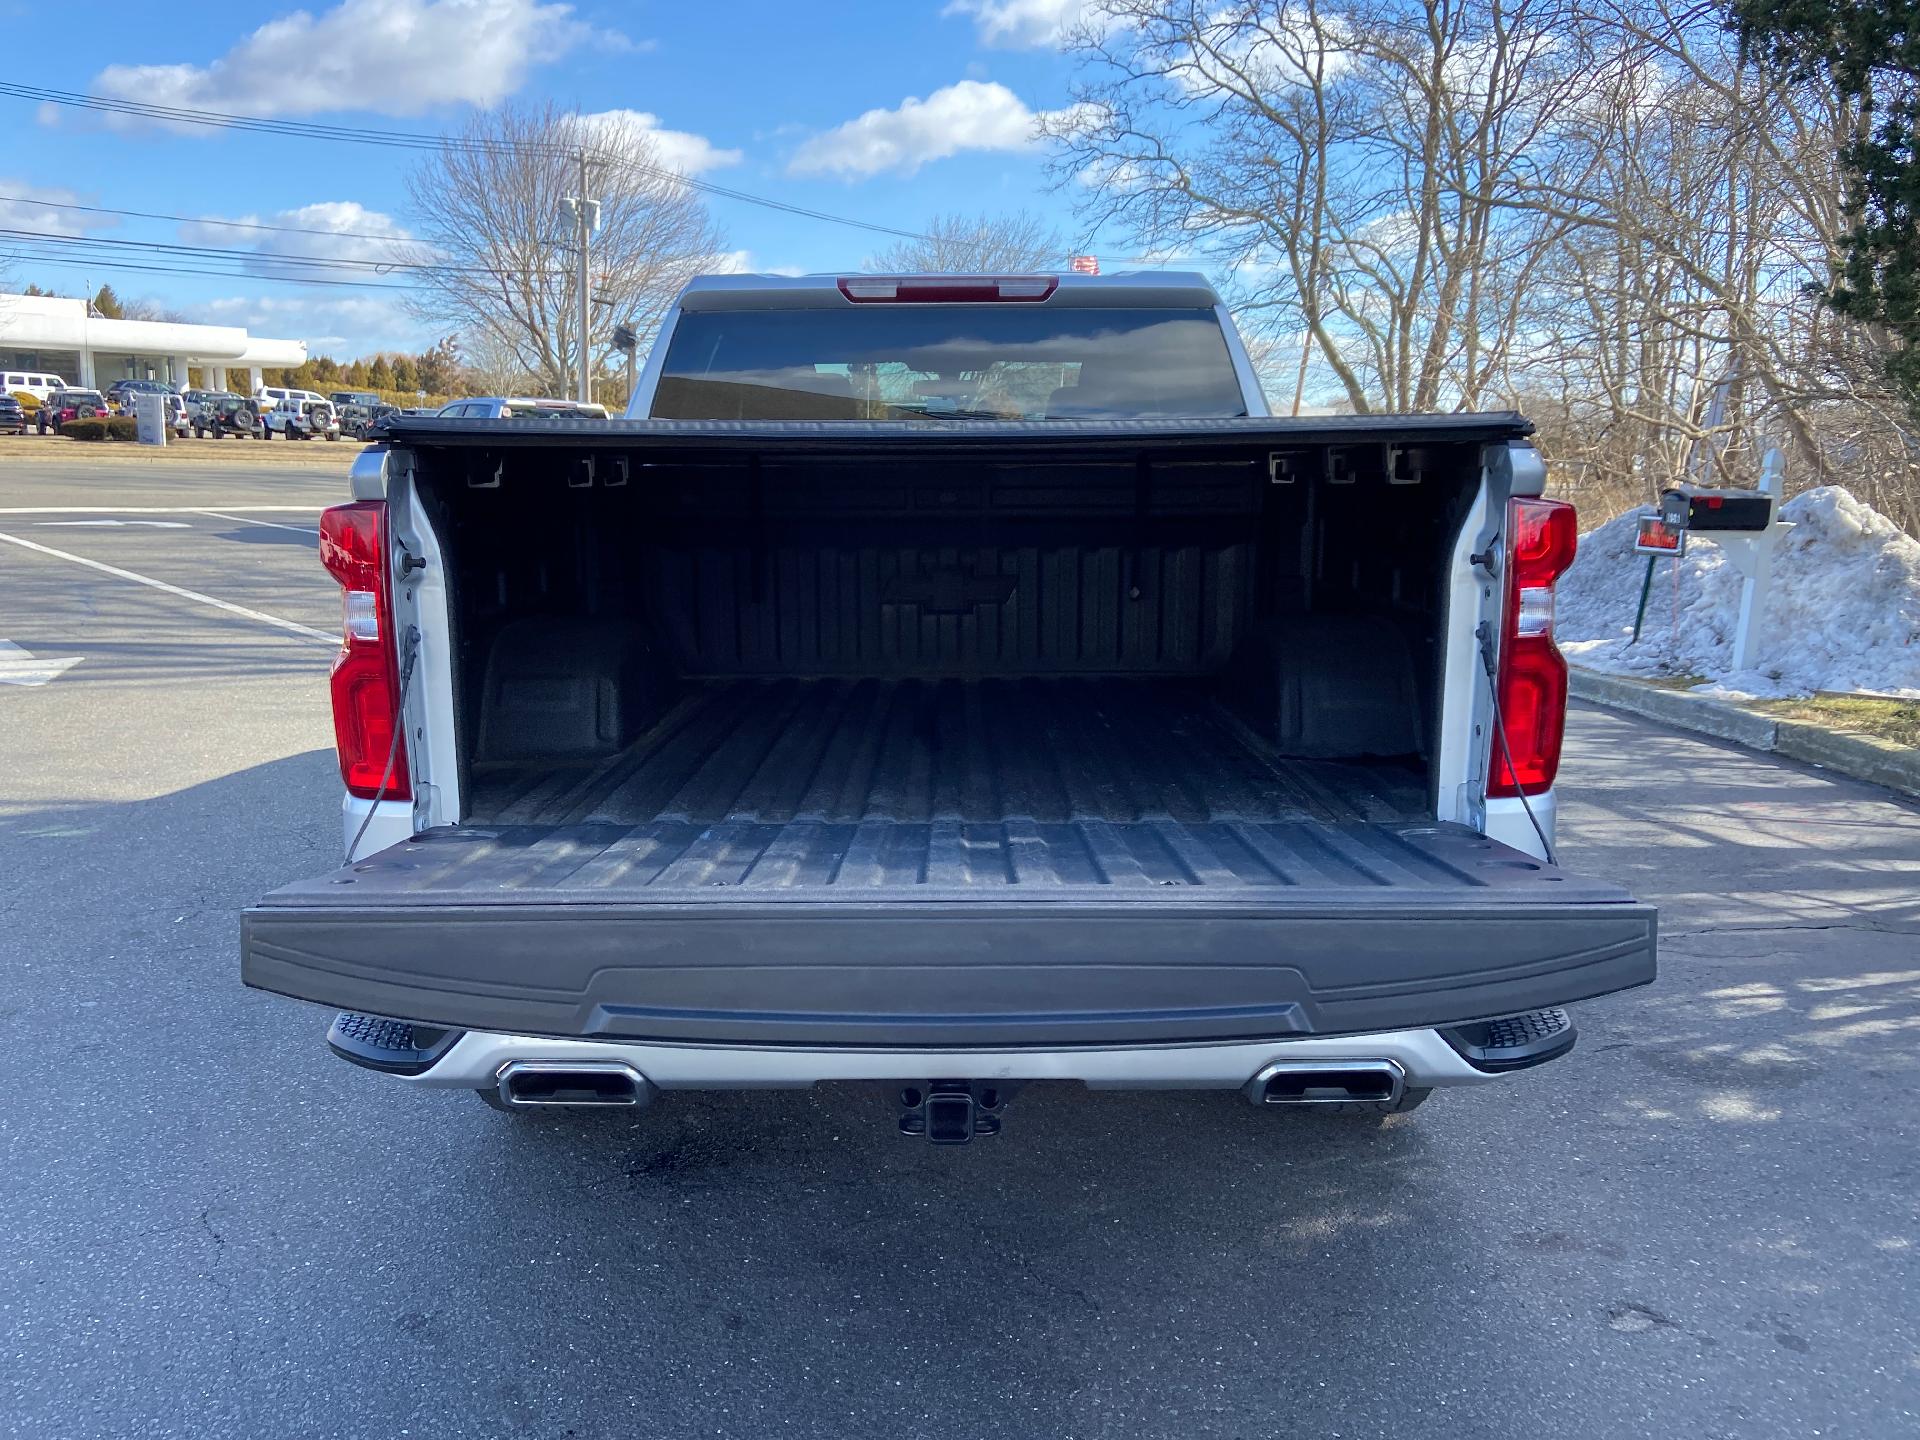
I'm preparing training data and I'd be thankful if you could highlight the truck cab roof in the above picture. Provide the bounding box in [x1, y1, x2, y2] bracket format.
[675, 271, 1226, 310]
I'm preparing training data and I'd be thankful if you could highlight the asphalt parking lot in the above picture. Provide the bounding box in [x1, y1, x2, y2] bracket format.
[2, 455, 1917, 1439]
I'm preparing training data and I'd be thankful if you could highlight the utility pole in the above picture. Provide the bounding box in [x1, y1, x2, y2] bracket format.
[561, 153, 600, 404]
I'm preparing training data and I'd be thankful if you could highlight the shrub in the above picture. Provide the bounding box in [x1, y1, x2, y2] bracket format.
[59, 417, 139, 442]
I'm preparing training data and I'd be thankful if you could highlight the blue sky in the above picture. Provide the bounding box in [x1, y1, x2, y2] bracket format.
[0, 0, 1122, 358]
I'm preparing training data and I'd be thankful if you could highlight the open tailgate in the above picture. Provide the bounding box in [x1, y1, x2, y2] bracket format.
[243, 819, 1655, 1047]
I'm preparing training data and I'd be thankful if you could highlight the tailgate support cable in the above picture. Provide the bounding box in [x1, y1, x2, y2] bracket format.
[1475, 620, 1556, 867]
[345, 625, 422, 864]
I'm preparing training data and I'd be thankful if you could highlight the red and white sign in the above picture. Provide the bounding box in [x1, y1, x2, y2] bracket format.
[1069, 255, 1100, 275]
[1634, 514, 1687, 555]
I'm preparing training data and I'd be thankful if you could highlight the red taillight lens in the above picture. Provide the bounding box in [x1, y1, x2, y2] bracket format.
[837, 275, 1058, 303]
[319, 501, 409, 800]
[1489, 497, 1577, 798]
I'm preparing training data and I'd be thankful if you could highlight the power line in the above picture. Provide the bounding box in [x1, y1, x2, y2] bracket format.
[0, 191, 416, 244]
[0, 247, 419, 290]
[3, 83, 942, 247]
[0, 224, 559, 281]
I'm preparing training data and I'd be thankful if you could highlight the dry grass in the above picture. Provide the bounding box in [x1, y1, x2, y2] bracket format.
[0, 435, 353, 466]
[1749, 695, 1920, 750]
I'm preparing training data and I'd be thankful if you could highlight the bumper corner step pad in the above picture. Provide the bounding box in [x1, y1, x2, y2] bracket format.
[1440, 1007, 1575, 1073]
[327, 1011, 461, 1076]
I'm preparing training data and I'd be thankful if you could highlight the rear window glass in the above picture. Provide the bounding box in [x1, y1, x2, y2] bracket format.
[651, 306, 1249, 421]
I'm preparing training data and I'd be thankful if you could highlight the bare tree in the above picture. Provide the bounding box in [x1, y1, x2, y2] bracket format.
[405, 102, 726, 396]
[120, 296, 189, 323]
[1048, 0, 1920, 530]
[868, 210, 1068, 272]
[1047, 0, 1601, 413]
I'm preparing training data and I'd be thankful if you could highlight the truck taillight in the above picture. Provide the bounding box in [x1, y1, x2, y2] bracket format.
[1489, 497, 1577, 798]
[319, 501, 409, 801]
[837, 275, 1058, 303]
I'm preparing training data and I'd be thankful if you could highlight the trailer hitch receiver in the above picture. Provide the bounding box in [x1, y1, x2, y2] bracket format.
[898, 1081, 1016, 1144]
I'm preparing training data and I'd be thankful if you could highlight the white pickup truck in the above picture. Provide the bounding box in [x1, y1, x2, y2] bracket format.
[243, 272, 1655, 1141]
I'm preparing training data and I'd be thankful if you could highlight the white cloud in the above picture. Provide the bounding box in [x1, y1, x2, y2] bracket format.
[789, 80, 1080, 179]
[179, 201, 415, 280]
[944, 0, 1092, 49]
[0, 180, 113, 238]
[575, 110, 742, 176]
[195, 293, 432, 353]
[89, 0, 611, 120]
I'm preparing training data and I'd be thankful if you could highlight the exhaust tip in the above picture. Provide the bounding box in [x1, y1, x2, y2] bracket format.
[1245, 1060, 1403, 1106]
[496, 1061, 650, 1108]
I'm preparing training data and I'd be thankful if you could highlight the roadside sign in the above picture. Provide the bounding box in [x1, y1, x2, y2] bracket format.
[1635, 514, 1686, 555]
[133, 394, 167, 446]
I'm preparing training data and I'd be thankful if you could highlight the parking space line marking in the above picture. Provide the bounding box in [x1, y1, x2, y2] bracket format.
[0, 506, 321, 514]
[0, 529, 337, 646]
[198, 510, 321, 534]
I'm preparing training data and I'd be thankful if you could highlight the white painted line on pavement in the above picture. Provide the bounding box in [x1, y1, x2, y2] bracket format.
[0, 639, 83, 686]
[0, 505, 321, 514]
[198, 510, 320, 535]
[34, 526, 192, 537]
[0, 529, 337, 647]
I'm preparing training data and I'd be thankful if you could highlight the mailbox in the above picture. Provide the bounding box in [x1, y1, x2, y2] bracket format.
[1659, 484, 1774, 532]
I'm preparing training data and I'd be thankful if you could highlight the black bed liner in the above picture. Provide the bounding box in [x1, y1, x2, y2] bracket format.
[468, 677, 1427, 829]
[243, 811, 1656, 1046]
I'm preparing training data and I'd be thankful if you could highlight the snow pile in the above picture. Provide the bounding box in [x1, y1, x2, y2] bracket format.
[1555, 485, 1920, 700]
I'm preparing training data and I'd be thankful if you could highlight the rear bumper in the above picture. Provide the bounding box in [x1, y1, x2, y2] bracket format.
[243, 897, 1655, 1049]
[381, 1024, 1532, 1092]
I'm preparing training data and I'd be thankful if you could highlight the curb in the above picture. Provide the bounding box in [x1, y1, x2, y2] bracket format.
[1569, 668, 1920, 800]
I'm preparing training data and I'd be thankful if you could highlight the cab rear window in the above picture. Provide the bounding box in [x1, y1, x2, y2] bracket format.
[652, 306, 1248, 421]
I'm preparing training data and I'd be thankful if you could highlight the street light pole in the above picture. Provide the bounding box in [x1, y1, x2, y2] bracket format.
[576, 150, 592, 404]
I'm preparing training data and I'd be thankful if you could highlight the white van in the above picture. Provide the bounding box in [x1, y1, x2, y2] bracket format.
[255, 386, 325, 410]
[4, 371, 70, 405]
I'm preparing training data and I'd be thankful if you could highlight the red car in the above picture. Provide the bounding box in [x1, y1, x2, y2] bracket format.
[37, 388, 109, 433]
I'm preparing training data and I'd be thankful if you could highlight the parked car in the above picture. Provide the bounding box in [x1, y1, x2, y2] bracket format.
[193, 394, 263, 440]
[2, 369, 68, 406]
[0, 395, 26, 435]
[163, 392, 192, 439]
[436, 396, 609, 419]
[105, 379, 175, 415]
[243, 270, 1657, 1139]
[37, 388, 109, 432]
[263, 397, 340, 441]
[329, 390, 384, 410]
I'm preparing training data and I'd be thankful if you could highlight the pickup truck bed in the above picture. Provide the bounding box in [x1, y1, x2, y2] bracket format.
[243, 415, 1658, 1051]
[467, 675, 1429, 829]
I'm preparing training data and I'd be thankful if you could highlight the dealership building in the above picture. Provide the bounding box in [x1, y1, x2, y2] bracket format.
[0, 292, 307, 393]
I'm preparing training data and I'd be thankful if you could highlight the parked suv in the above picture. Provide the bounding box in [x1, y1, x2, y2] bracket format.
[263, 397, 340, 440]
[0, 395, 26, 435]
[37, 388, 109, 432]
[192, 393, 263, 440]
[2, 370, 68, 406]
[106, 379, 174, 414]
[340, 402, 399, 440]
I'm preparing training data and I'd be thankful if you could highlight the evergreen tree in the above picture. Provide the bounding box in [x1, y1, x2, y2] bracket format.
[91, 285, 123, 318]
[414, 335, 461, 395]
[389, 355, 417, 393]
[367, 355, 394, 390]
[1733, 0, 1920, 415]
